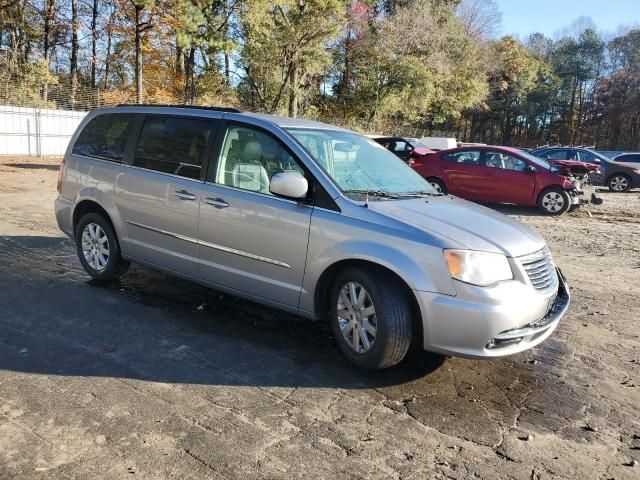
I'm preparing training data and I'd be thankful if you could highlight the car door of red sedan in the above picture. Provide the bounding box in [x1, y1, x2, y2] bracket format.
[439, 150, 492, 200]
[482, 150, 535, 204]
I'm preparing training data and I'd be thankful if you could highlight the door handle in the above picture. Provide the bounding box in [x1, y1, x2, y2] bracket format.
[174, 190, 196, 201]
[205, 197, 229, 208]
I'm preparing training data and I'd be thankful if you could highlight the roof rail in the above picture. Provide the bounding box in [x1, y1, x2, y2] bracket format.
[115, 104, 242, 113]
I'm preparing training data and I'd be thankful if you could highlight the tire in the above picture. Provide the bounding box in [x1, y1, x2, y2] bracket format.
[427, 177, 447, 195]
[607, 174, 632, 192]
[75, 212, 129, 281]
[537, 187, 571, 215]
[329, 267, 412, 370]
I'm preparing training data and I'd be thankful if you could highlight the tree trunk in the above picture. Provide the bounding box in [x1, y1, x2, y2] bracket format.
[42, 0, 55, 102]
[184, 48, 195, 104]
[134, 4, 143, 103]
[70, 0, 79, 107]
[90, 0, 99, 88]
[176, 44, 184, 75]
[288, 62, 298, 118]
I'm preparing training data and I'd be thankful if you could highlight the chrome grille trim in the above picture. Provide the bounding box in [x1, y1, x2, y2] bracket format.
[518, 248, 558, 292]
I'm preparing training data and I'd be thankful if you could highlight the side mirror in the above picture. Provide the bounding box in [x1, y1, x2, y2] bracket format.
[526, 165, 538, 174]
[269, 171, 308, 199]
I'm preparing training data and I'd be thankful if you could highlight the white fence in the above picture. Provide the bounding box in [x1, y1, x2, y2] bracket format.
[0, 105, 87, 156]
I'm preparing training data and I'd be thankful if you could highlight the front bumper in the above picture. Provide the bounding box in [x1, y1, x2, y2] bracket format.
[415, 268, 569, 358]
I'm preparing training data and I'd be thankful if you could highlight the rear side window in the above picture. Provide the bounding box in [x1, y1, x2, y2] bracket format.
[542, 149, 570, 160]
[617, 154, 640, 163]
[133, 116, 213, 180]
[443, 150, 481, 164]
[72, 114, 131, 162]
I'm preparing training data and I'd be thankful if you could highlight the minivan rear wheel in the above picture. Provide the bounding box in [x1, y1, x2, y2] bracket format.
[329, 267, 412, 369]
[75, 213, 129, 281]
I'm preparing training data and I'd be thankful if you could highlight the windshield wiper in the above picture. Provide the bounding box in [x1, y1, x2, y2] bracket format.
[398, 190, 444, 197]
[343, 189, 401, 199]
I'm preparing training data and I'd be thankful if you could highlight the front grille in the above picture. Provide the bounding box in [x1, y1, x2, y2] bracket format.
[519, 248, 557, 292]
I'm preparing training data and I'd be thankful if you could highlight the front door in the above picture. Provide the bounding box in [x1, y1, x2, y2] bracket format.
[482, 150, 535, 204]
[198, 122, 313, 308]
[116, 114, 217, 276]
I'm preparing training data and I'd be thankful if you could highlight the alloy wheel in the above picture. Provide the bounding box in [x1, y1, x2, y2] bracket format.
[81, 223, 110, 271]
[610, 175, 629, 192]
[541, 191, 565, 213]
[337, 282, 377, 353]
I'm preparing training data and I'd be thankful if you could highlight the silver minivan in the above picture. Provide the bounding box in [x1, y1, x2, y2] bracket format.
[55, 105, 570, 369]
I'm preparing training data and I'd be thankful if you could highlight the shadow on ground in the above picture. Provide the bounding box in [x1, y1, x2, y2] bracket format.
[0, 235, 446, 389]
[4, 163, 60, 171]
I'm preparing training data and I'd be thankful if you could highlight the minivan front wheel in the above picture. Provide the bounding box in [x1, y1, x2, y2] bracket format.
[75, 213, 129, 281]
[329, 267, 412, 369]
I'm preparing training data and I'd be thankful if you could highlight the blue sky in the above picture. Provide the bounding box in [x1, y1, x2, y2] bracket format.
[495, 0, 640, 38]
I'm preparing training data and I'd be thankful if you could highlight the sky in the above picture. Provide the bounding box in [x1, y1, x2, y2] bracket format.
[495, 0, 640, 39]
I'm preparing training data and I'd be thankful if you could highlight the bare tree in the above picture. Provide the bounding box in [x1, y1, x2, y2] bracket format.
[70, 0, 79, 106]
[457, 0, 503, 41]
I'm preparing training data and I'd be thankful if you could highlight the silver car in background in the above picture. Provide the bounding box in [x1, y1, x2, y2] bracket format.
[55, 105, 570, 369]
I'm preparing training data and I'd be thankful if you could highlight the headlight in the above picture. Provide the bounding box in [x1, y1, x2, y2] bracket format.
[444, 250, 513, 287]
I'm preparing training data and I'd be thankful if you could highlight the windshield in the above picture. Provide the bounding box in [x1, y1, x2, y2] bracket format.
[286, 128, 436, 198]
[518, 150, 552, 169]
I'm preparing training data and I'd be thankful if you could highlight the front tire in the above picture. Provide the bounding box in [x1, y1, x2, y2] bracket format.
[427, 177, 447, 195]
[75, 213, 129, 281]
[329, 267, 412, 370]
[537, 187, 571, 215]
[607, 174, 632, 192]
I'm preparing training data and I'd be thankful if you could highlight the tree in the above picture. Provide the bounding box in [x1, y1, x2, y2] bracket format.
[457, 0, 502, 41]
[239, 0, 345, 116]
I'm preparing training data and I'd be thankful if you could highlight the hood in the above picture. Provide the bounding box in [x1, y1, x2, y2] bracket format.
[550, 159, 600, 172]
[368, 196, 546, 257]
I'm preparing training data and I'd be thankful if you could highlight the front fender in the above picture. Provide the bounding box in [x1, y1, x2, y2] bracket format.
[299, 210, 457, 315]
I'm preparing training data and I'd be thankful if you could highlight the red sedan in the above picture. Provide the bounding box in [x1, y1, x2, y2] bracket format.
[411, 146, 593, 215]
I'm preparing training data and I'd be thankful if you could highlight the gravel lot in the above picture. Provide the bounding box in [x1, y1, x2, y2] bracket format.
[1, 156, 639, 480]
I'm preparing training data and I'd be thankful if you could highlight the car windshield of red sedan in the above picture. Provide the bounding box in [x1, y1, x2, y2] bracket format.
[286, 128, 437, 199]
[518, 150, 552, 170]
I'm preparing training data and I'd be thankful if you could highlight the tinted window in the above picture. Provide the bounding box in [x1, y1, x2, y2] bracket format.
[443, 150, 481, 164]
[616, 154, 640, 163]
[542, 149, 570, 160]
[72, 114, 131, 162]
[133, 116, 213, 180]
[575, 150, 596, 162]
[485, 151, 527, 171]
[216, 125, 304, 194]
[393, 140, 410, 152]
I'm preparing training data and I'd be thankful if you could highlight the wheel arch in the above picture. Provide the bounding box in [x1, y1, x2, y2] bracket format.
[313, 259, 423, 347]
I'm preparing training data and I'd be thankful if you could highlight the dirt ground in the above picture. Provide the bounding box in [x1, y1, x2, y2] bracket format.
[0, 155, 638, 480]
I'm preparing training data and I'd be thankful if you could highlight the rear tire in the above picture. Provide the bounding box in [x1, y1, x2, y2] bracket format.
[427, 177, 447, 195]
[75, 213, 129, 281]
[607, 174, 632, 192]
[329, 267, 412, 370]
[537, 187, 571, 215]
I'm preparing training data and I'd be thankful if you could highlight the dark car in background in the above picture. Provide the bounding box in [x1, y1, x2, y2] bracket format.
[532, 147, 611, 184]
[603, 154, 640, 192]
[411, 146, 596, 215]
[372, 136, 435, 164]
